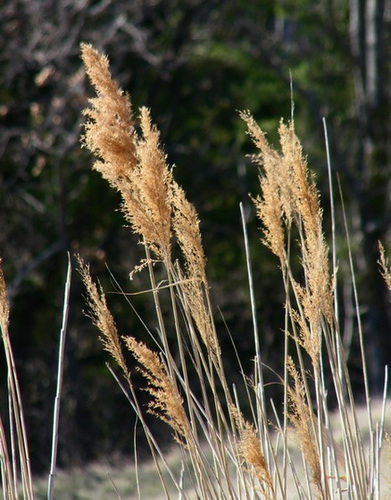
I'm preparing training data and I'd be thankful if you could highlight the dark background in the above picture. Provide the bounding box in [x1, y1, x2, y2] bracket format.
[1, 0, 390, 473]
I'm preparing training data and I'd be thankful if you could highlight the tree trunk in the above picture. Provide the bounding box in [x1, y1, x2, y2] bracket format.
[349, 0, 391, 393]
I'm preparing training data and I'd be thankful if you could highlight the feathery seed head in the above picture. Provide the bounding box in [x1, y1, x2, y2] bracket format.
[378, 242, 391, 292]
[81, 44, 172, 260]
[231, 405, 274, 496]
[81, 43, 137, 188]
[125, 337, 192, 446]
[122, 107, 172, 260]
[77, 257, 129, 378]
[287, 358, 322, 497]
[242, 112, 333, 335]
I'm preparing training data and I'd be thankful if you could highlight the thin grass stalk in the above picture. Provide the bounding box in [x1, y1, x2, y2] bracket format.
[47, 252, 72, 500]
[337, 176, 372, 494]
[17, 375, 34, 497]
[302, 455, 315, 500]
[8, 388, 17, 499]
[365, 366, 388, 498]
[338, 175, 373, 430]
[323, 119, 338, 321]
[317, 331, 343, 499]
[322, 120, 348, 496]
[321, 319, 358, 492]
[133, 418, 141, 500]
[221, 306, 274, 491]
[172, 277, 216, 432]
[144, 246, 177, 384]
[166, 266, 198, 439]
[281, 225, 292, 500]
[240, 202, 272, 474]
[106, 363, 178, 499]
[239, 203, 264, 409]
[200, 295, 237, 498]
[138, 264, 229, 495]
[314, 364, 332, 499]
[376, 366, 388, 495]
[172, 282, 238, 497]
[239, 203, 269, 418]
[173, 275, 236, 496]
[0, 416, 16, 500]
[231, 389, 247, 496]
[323, 321, 368, 496]
[10, 349, 33, 499]
[175, 272, 215, 418]
[1, 314, 34, 499]
[263, 422, 284, 498]
[169, 275, 217, 417]
[269, 399, 303, 499]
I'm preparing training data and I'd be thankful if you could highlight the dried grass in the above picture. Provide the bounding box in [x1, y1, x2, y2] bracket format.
[0, 262, 34, 500]
[77, 45, 390, 499]
[0, 43, 389, 499]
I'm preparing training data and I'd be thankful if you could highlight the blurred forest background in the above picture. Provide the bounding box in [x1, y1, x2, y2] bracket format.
[1, 0, 390, 474]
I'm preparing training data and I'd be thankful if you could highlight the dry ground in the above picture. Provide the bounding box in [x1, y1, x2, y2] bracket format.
[32, 399, 391, 499]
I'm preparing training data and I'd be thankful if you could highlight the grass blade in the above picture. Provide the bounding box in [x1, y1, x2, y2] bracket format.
[47, 252, 72, 500]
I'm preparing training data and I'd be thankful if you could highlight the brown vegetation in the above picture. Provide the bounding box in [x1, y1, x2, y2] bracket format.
[0, 40, 389, 498]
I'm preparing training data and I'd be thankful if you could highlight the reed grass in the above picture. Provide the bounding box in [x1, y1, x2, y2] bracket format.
[0, 262, 34, 500]
[76, 44, 391, 498]
[0, 43, 390, 499]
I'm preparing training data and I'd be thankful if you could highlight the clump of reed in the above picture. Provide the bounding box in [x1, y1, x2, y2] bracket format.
[0, 262, 34, 500]
[0, 254, 72, 500]
[0, 43, 390, 499]
[77, 43, 390, 498]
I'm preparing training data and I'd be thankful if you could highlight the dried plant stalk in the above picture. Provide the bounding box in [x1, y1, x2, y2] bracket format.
[0, 262, 34, 500]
